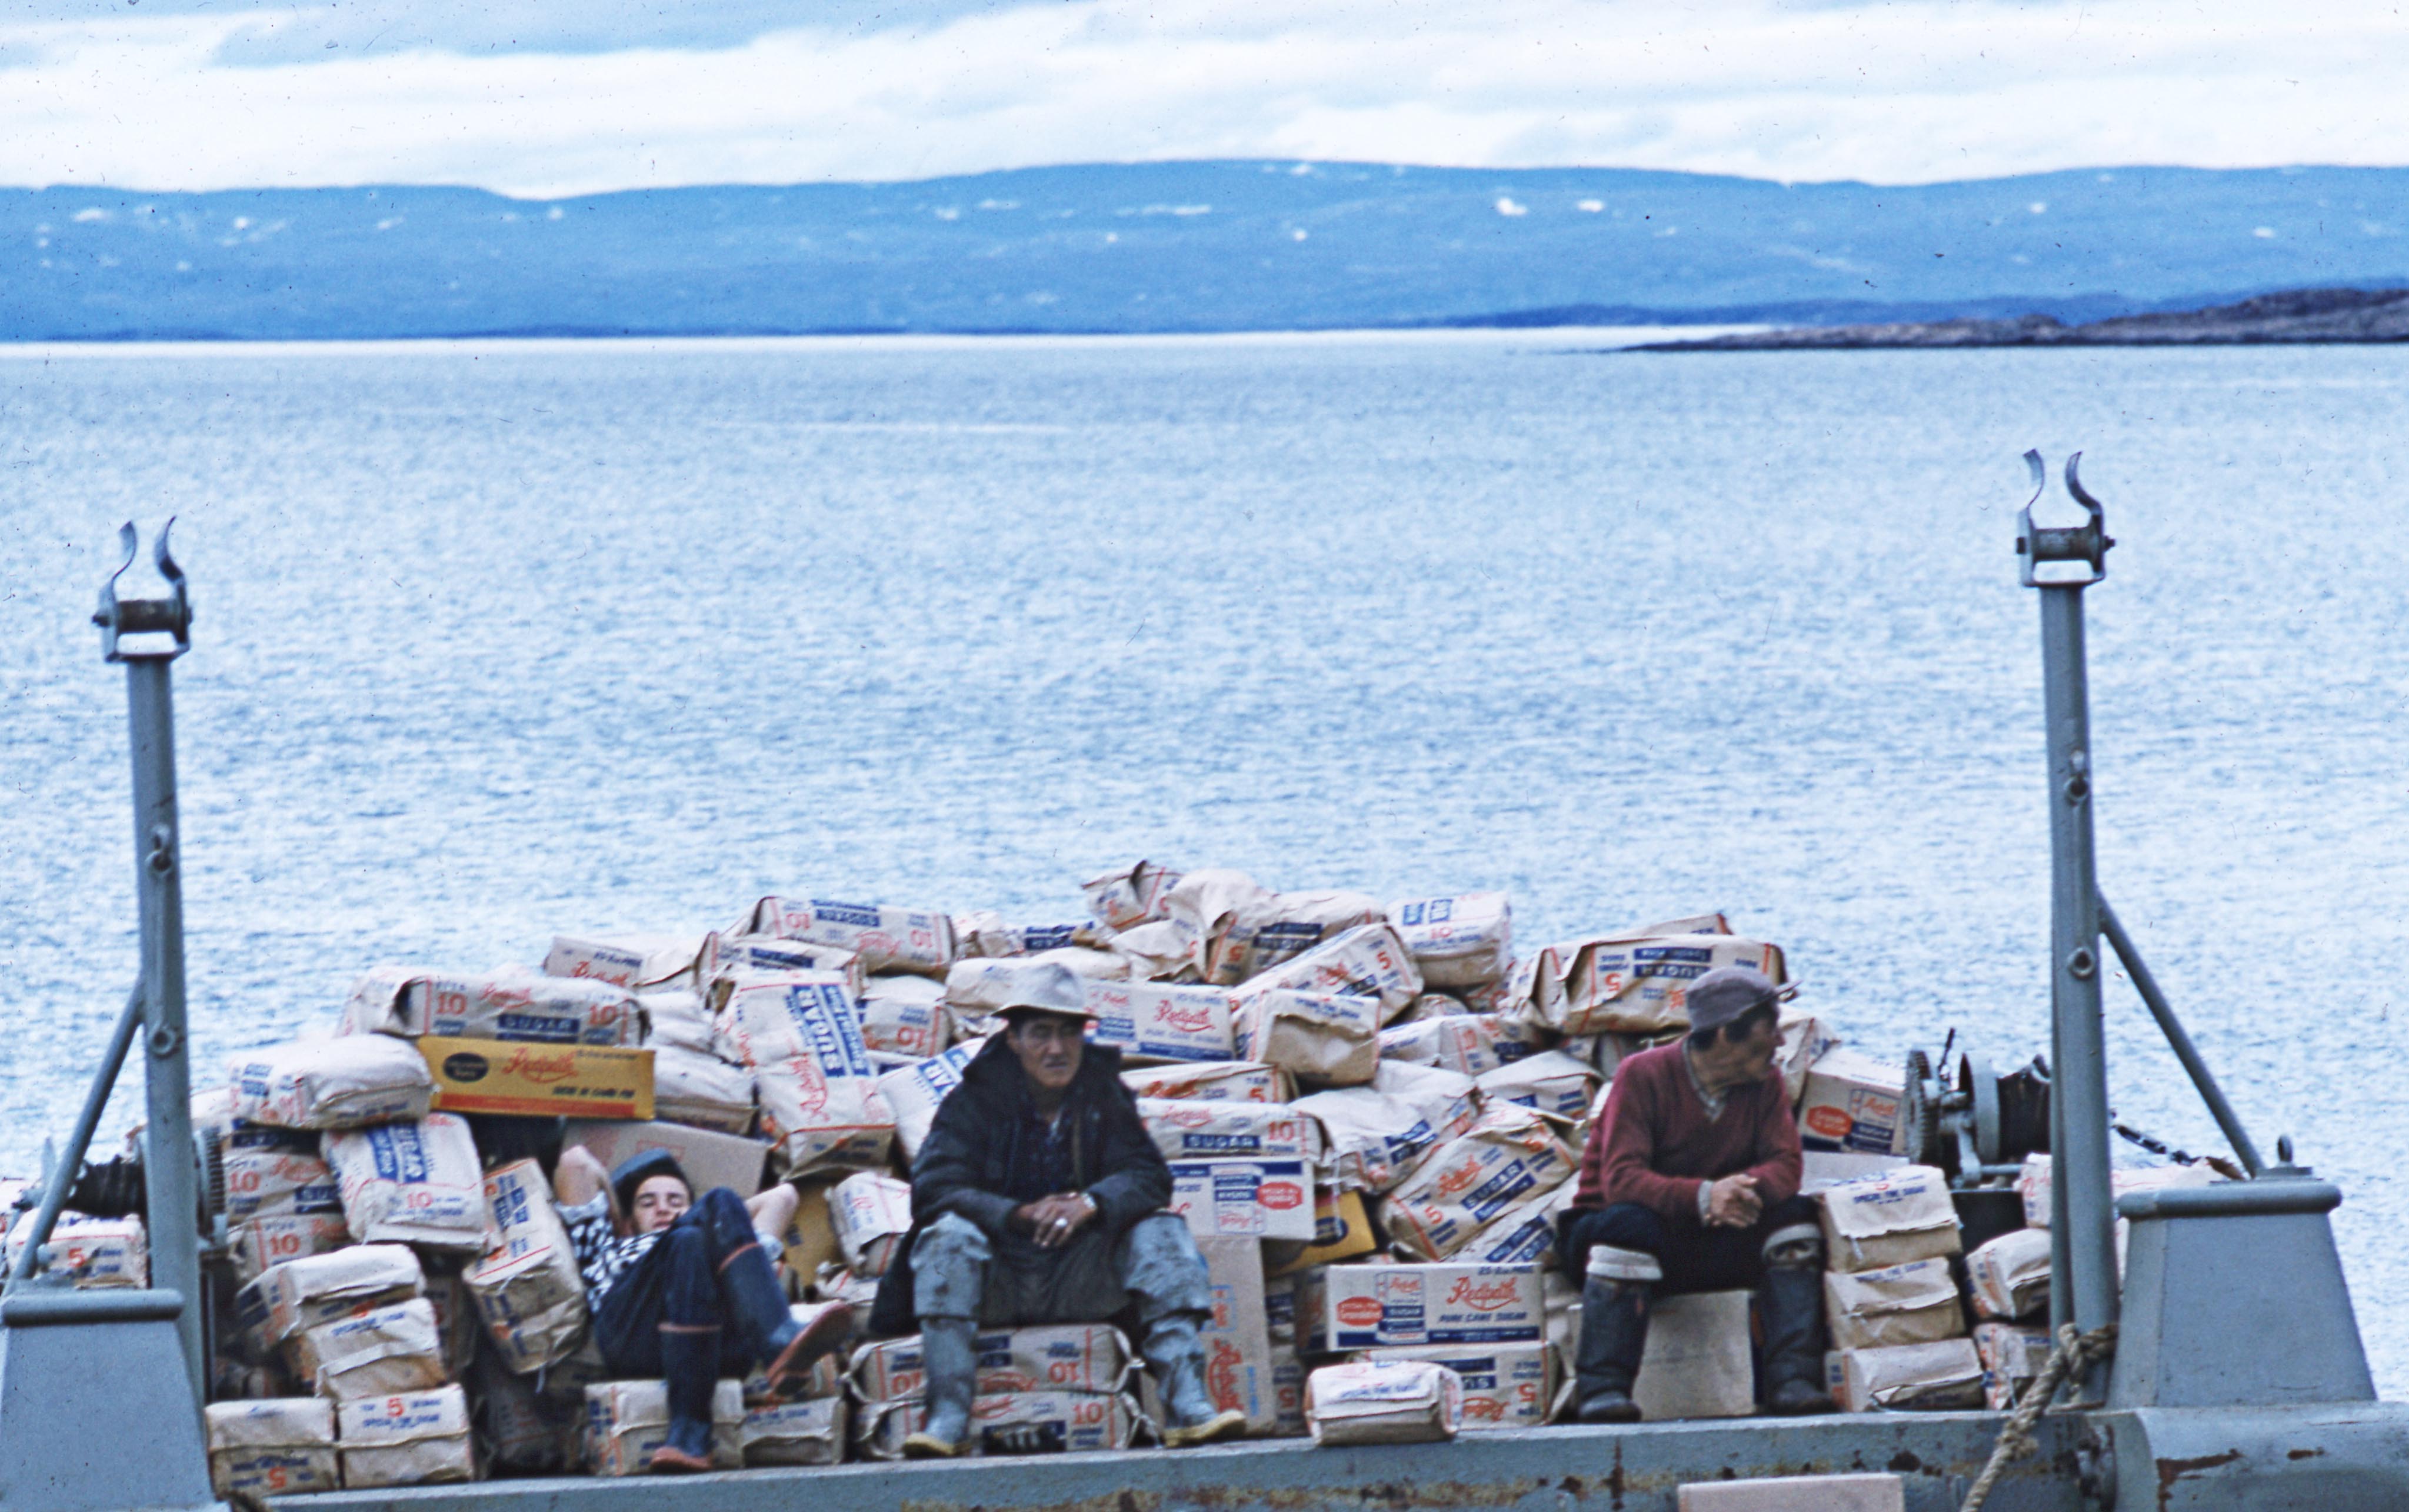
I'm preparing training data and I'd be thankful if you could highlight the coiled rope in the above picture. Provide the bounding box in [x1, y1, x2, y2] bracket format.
[1958, 1322, 2117, 1512]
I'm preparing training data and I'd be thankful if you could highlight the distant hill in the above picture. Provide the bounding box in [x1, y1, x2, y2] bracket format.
[5, 161, 2408, 339]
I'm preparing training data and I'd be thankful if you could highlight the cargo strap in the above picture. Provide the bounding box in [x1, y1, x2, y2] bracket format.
[1958, 1323, 2118, 1512]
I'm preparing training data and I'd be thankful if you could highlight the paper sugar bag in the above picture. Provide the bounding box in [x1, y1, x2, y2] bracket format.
[1164, 869, 1275, 980]
[229, 1036, 435, 1131]
[1965, 1228, 2053, 1321]
[1084, 979, 1237, 1064]
[875, 1038, 984, 1161]
[859, 973, 950, 1060]
[544, 932, 700, 992]
[1305, 1359, 1462, 1446]
[1817, 1165, 1962, 1273]
[1139, 1099, 1320, 1163]
[465, 1159, 589, 1373]
[716, 972, 861, 1067]
[230, 1213, 352, 1284]
[699, 932, 867, 999]
[222, 1121, 342, 1220]
[1234, 990, 1380, 1085]
[1834, 1338, 1985, 1411]
[1824, 1257, 1967, 1350]
[322, 1113, 489, 1251]
[649, 1044, 755, 1134]
[1083, 860, 1184, 931]
[586, 1378, 745, 1474]
[856, 1390, 1143, 1460]
[206, 1398, 339, 1500]
[338, 1386, 474, 1488]
[1217, 890, 1389, 985]
[286, 1297, 448, 1399]
[1387, 892, 1514, 990]
[742, 1397, 849, 1466]
[5, 1211, 149, 1288]
[343, 967, 642, 1045]
[1974, 1321, 2055, 1409]
[1108, 920, 1194, 981]
[235, 1243, 424, 1352]
[829, 1171, 915, 1278]
[722, 976, 892, 1173]
[1377, 1012, 1542, 1077]
[1381, 1105, 1579, 1263]
[1374, 1061, 1482, 1141]
[1235, 924, 1424, 1025]
[849, 1323, 1131, 1403]
[1122, 1061, 1290, 1104]
[952, 913, 1101, 960]
[639, 988, 716, 1055]
[1292, 1088, 1443, 1194]
[1474, 1050, 1599, 1123]
[1777, 1010, 1845, 1108]
[739, 897, 956, 977]
[1511, 930, 1785, 1037]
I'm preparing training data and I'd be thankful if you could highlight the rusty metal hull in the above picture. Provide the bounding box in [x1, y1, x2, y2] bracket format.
[284, 1413, 2090, 1512]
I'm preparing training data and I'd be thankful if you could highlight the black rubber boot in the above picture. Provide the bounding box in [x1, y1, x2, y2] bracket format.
[651, 1324, 721, 1472]
[901, 1317, 978, 1458]
[1757, 1264, 1838, 1416]
[1574, 1277, 1651, 1423]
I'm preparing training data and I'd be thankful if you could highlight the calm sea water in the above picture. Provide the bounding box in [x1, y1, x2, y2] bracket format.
[5, 331, 2405, 1388]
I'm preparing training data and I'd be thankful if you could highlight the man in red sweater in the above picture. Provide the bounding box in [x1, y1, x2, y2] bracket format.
[1557, 965, 1837, 1421]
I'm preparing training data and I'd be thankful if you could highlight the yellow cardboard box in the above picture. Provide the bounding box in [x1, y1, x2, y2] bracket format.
[419, 1038, 654, 1120]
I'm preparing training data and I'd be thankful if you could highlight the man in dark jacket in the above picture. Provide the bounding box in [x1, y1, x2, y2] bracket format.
[879, 963, 1246, 1457]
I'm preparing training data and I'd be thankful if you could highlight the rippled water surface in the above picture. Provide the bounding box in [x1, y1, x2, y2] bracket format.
[5, 332, 2406, 1386]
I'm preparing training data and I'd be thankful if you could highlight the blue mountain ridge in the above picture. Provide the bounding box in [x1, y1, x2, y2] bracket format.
[5, 160, 2407, 339]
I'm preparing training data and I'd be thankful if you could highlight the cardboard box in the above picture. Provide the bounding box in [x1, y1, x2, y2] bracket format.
[1387, 892, 1514, 990]
[1380, 1105, 1579, 1263]
[739, 896, 956, 977]
[1270, 1344, 1308, 1436]
[1122, 1061, 1290, 1104]
[1817, 1164, 1961, 1273]
[1965, 1228, 2052, 1321]
[1233, 924, 1425, 1025]
[1305, 1360, 1461, 1446]
[1363, 1340, 1551, 1430]
[1824, 1258, 1966, 1350]
[1632, 1289, 1755, 1421]
[336, 1386, 475, 1488]
[1972, 1321, 2054, 1410]
[1776, 1011, 1845, 1108]
[1085, 979, 1239, 1064]
[741, 1397, 848, 1466]
[1197, 1237, 1277, 1434]
[205, 1398, 339, 1500]
[544, 932, 700, 992]
[1512, 930, 1785, 1037]
[420, 1038, 654, 1120]
[1313, 1262, 1544, 1351]
[1796, 1048, 1905, 1155]
[1138, 1098, 1319, 1163]
[1232, 991, 1380, 1086]
[561, 1118, 768, 1198]
[585, 1378, 744, 1474]
[345, 967, 643, 1045]
[849, 1324, 1131, 1403]
[1830, 1338, 1984, 1412]
[1169, 1159, 1317, 1241]
[858, 1390, 1142, 1458]
[1266, 1187, 1379, 1277]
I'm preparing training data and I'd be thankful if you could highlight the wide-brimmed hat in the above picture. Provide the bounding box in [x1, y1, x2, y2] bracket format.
[1685, 965, 1795, 1035]
[995, 961, 1098, 1021]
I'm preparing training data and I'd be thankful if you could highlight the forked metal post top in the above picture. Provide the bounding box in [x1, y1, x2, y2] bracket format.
[2017, 449, 2115, 588]
[93, 518, 194, 662]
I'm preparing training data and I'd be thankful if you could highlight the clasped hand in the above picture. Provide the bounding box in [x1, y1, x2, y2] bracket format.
[1704, 1173, 1762, 1229]
[1012, 1192, 1097, 1250]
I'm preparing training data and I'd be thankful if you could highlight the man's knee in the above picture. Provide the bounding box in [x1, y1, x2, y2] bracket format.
[1578, 1203, 1669, 1255]
[1758, 1195, 1823, 1270]
[914, 1214, 991, 1320]
[1118, 1214, 1210, 1319]
[918, 1213, 992, 1265]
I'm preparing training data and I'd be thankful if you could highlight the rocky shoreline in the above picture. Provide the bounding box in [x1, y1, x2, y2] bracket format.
[1641, 287, 2409, 350]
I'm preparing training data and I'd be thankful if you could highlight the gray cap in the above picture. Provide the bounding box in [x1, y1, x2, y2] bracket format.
[994, 961, 1098, 1021]
[1684, 965, 1787, 1035]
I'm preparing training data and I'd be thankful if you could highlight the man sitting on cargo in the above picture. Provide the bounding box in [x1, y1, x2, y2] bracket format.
[1557, 964, 1837, 1421]
[554, 1145, 852, 1472]
[868, 962, 1248, 1457]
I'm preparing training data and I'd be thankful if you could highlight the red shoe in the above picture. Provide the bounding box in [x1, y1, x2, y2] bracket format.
[763, 1301, 854, 1393]
[648, 1443, 714, 1474]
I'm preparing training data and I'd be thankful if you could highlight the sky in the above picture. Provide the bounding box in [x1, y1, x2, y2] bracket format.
[1, 0, 2404, 198]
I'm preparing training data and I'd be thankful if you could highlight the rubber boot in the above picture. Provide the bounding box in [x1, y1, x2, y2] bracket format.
[649, 1325, 721, 1473]
[719, 1235, 852, 1391]
[1574, 1277, 1651, 1423]
[1142, 1313, 1247, 1447]
[1757, 1263, 1838, 1415]
[901, 1317, 978, 1459]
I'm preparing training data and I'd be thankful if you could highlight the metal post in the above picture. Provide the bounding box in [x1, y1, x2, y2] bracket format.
[93, 521, 205, 1414]
[2017, 453, 2118, 1400]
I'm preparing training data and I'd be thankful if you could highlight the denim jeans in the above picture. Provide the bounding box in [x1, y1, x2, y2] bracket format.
[911, 1211, 1211, 1326]
[1558, 1194, 1822, 1294]
[591, 1186, 765, 1378]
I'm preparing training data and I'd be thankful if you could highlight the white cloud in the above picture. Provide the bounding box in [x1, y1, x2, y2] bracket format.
[0, 0, 2404, 195]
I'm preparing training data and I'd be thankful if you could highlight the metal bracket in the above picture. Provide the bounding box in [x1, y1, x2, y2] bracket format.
[2017, 451, 2115, 587]
[93, 519, 194, 662]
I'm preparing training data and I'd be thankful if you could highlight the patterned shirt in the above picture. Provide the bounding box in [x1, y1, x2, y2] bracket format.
[561, 1193, 659, 1302]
